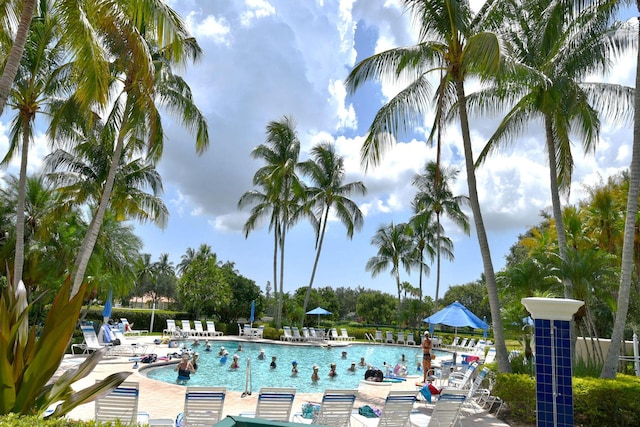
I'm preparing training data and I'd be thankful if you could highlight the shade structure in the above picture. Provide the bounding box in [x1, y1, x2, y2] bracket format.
[102, 289, 113, 324]
[306, 307, 332, 327]
[423, 301, 489, 331]
[249, 300, 256, 327]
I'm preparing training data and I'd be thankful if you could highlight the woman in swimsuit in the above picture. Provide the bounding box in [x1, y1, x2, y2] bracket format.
[175, 354, 195, 385]
[421, 331, 433, 383]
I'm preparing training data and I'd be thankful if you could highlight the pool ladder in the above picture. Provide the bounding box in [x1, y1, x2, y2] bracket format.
[241, 356, 252, 397]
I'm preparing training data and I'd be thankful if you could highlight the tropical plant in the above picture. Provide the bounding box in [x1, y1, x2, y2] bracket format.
[366, 222, 421, 310]
[412, 161, 468, 309]
[239, 116, 304, 328]
[345, 0, 511, 371]
[297, 142, 366, 317]
[0, 277, 130, 417]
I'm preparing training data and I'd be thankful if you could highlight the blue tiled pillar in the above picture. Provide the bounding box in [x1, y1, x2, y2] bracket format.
[522, 298, 584, 427]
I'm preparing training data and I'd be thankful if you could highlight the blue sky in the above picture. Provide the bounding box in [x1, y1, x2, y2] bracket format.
[1, 1, 636, 300]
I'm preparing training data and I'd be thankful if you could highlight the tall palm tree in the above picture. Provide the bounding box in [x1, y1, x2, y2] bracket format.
[297, 142, 367, 317]
[239, 116, 303, 327]
[474, 0, 632, 301]
[55, 11, 209, 298]
[177, 247, 197, 276]
[366, 222, 421, 310]
[412, 161, 469, 310]
[4, 0, 66, 290]
[407, 202, 436, 303]
[346, 0, 511, 371]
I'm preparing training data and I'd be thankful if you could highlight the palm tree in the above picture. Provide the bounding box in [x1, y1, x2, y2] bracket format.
[412, 161, 469, 310]
[4, 0, 67, 290]
[407, 202, 436, 303]
[239, 116, 303, 328]
[177, 247, 197, 276]
[297, 142, 367, 317]
[346, 0, 511, 372]
[474, 0, 631, 302]
[56, 11, 209, 298]
[366, 222, 421, 310]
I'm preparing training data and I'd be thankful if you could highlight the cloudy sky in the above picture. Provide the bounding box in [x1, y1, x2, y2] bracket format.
[2, 0, 636, 300]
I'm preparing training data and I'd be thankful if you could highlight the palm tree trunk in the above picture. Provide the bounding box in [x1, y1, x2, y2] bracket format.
[434, 214, 442, 311]
[455, 80, 510, 373]
[302, 205, 330, 317]
[277, 218, 287, 329]
[13, 118, 31, 288]
[602, 14, 640, 377]
[0, 0, 36, 116]
[70, 111, 129, 298]
[544, 115, 574, 299]
[272, 221, 279, 322]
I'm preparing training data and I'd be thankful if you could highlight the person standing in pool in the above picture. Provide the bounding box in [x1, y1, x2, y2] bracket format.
[311, 365, 320, 382]
[257, 349, 266, 360]
[191, 353, 200, 371]
[291, 361, 298, 376]
[270, 355, 277, 369]
[347, 362, 356, 372]
[175, 354, 195, 385]
[422, 330, 433, 383]
[358, 356, 366, 367]
[230, 354, 240, 369]
[328, 363, 337, 378]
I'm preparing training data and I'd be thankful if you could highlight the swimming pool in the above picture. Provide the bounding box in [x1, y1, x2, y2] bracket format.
[144, 340, 452, 393]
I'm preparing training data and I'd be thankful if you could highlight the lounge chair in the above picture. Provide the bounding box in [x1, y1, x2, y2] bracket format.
[397, 331, 406, 345]
[340, 328, 355, 341]
[292, 326, 303, 341]
[374, 330, 383, 343]
[455, 338, 469, 351]
[448, 362, 478, 390]
[309, 327, 323, 341]
[193, 320, 207, 337]
[350, 390, 417, 427]
[206, 320, 224, 336]
[181, 320, 194, 337]
[182, 386, 226, 426]
[406, 333, 416, 346]
[475, 375, 504, 415]
[446, 337, 460, 350]
[240, 387, 296, 421]
[244, 324, 254, 338]
[163, 319, 178, 338]
[238, 323, 245, 336]
[281, 326, 294, 341]
[302, 327, 311, 341]
[120, 318, 146, 335]
[71, 324, 113, 355]
[95, 381, 140, 425]
[255, 325, 264, 338]
[294, 389, 358, 426]
[111, 329, 147, 356]
[410, 389, 466, 427]
[385, 331, 395, 344]
[330, 328, 340, 340]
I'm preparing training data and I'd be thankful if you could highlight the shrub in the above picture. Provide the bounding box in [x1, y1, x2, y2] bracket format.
[0, 413, 132, 426]
[573, 375, 640, 427]
[493, 373, 536, 425]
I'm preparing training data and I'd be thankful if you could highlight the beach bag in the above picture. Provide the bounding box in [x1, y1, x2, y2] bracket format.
[358, 405, 381, 418]
[301, 403, 320, 419]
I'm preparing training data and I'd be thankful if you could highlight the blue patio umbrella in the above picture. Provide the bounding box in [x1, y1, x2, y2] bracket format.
[102, 289, 113, 324]
[423, 301, 489, 336]
[306, 307, 332, 327]
[249, 300, 256, 327]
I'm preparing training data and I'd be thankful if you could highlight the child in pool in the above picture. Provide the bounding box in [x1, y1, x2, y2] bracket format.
[230, 354, 240, 369]
[311, 365, 320, 382]
[270, 356, 277, 369]
[291, 361, 298, 375]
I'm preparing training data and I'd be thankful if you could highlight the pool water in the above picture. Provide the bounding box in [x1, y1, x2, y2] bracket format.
[144, 340, 451, 393]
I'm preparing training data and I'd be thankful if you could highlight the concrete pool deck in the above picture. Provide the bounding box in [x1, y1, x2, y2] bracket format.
[60, 335, 510, 426]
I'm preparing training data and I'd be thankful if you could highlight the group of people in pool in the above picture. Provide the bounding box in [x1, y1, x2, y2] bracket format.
[174, 347, 200, 385]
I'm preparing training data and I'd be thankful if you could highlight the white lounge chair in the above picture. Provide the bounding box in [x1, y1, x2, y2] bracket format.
[351, 390, 417, 427]
[192, 320, 207, 337]
[95, 381, 140, 425]
[111, 329, 147, 356]
[385, 331, 395, 344]
[120, 318, 146, 335]
[397, 332, 406, 345]
[292, 326, 303, 341]
[340, 328, 355, 341]
[448, 362, 478, 390]
[183, 386, 226, 426]
[374, 330, 383, 343]
[446, 337, 460, 350]
[330, 328, 341, 340]
[302, 327, 311, 341]
[240, 387, 296, 421]
[163, 319, 178, 338]
[281, 326, 294, 341]
[410, 389, 466, 427]
[406, 333, 416, 346]
[71, 324, 113, 355]
[206, 320, 224, 336]
[181, 320, 194, 337]
[294, 389, 358, 426]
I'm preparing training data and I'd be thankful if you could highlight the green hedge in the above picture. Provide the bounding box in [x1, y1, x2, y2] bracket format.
[494, 373, 640, 427]
[0, 413, 131, 426]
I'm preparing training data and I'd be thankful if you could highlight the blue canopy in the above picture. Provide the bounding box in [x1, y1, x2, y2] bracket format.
[423, 301, 489, 330]
[306, 307, 332, 315]
[102, 289, 113, 322]
[249, 300, 256, 324]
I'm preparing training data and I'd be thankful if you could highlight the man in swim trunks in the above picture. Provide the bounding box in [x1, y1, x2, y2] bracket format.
[422, 331, 433, 383]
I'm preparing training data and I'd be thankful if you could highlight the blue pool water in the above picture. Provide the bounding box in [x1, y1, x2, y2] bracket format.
[144, 340, 451, 393]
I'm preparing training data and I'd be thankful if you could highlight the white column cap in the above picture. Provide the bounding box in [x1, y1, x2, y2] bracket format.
[521, 297, 584, 321]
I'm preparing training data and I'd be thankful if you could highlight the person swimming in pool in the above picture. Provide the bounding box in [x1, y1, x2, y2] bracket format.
[347, 361, 356, 372]
[311, 365, 320, 382]
[328, 363, 337, 378]
[257, 349, 266, 360]
[341, 350, 347, 359]
[218, 346, 225, 356]
[270, 356, 277, 369]
[230, 354, 240, 369]
[205, 341, 212, 352]
[291, 361, 298, 376]
[358, 356, 366, 367]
